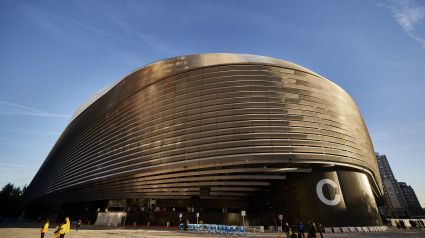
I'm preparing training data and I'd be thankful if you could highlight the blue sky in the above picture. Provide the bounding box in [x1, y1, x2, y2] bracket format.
[1, 0, 425, 207]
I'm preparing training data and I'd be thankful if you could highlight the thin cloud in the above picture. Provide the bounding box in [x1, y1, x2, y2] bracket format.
[137, 32, 180, 56]
[10, 1, 128, 43]
[0, 128, 60, 136]
[369, 127, 390, 138]
[383, 0, 425, 50]
[0, 100, 70, 118]
[67, 17, 128, 42]
[0, 162, 36, 169]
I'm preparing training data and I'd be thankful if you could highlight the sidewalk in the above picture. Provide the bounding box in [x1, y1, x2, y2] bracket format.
[1, 221, 424, 238]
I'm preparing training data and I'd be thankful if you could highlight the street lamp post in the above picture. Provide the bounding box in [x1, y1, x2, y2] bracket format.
[241, 210, 246, 235]
[278, 214, 283, 234]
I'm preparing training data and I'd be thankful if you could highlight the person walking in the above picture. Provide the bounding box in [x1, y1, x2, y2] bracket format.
[184, 218, 189, 231]
[76, 220, 82, 231]
[298, 222, 304, 238]
[54, 220, 66, 238]
[291, 224, 296, 236]
[316, 222, 324, 238]
[400, 220, 406, 229]
[53, 225, 60, 238]
[64, 217, 70, 237]
[40, 219, 49, 238]
[284, 222, 290, 238]
[308, 221, 316, 238]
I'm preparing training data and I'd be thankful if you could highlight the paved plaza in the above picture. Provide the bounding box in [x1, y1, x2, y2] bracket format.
[1, 221, 424, 238]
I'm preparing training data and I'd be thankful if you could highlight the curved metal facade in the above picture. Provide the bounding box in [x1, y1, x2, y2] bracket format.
[23, 54, 382, 226]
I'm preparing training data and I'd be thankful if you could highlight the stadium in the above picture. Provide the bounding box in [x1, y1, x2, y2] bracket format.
[22, 53, 383, 227]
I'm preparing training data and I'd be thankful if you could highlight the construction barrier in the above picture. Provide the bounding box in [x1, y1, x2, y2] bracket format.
[180, 223, 246, 235]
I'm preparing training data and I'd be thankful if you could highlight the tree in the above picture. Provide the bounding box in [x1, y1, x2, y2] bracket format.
[0, 183, 25, 218]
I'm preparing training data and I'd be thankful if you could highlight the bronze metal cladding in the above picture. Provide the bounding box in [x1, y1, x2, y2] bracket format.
[22, 54, 383, 226]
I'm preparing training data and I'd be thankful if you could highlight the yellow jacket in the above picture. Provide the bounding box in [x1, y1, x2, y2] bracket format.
[61, 223, 67, 234]
[55, 224, 66, 235]
[54, 226, 61, 238]
[64, 219, 70, 233]
[41, 222, 49, 233]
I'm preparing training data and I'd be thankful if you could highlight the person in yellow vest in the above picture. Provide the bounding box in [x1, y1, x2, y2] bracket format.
[54, 225, 61, 238]
[63, 217, 70, 237]
[40, 219, 49, 238]
[54, 220, 66, 238]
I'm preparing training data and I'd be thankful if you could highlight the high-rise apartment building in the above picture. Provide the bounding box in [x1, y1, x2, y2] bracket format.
[376, 153, 409, 218]
[398, 182, 424, 217]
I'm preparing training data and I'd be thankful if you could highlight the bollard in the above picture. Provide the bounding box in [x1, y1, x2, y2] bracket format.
[167, 222, 169, 227]
[147, 222, 150, 227]
[134, 222, 136, 227]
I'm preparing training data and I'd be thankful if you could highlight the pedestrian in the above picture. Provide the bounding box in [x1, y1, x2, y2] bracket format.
[409, 220, 416, 229]
[184, 218, 189, 231]
[316, 222, 323, 238]
[179, 220, 184, 230]
[76, 220, 82, 231]
[400, 220, 406, 229]
[298, 222, 304, 238]
[64, 217, 70, 237]
[40, 219, 49, 238]
[284, 222, 290, 238]
[53, 225, 60, 238]
[308, 221, 316, 238]
[289, 224, 295, 237]
[54, 220, 66, 238]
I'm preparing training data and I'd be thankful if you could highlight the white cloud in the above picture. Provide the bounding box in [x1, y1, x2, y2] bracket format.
[0, 100, 70, 118]
[383, 0, 425, 49]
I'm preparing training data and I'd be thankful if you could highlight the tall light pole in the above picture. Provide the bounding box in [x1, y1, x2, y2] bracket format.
[241, 210, 246, 235]
[278, 214, 283, 234]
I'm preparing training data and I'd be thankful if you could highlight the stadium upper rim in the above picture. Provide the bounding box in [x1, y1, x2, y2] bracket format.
[68, 53, 326, 125]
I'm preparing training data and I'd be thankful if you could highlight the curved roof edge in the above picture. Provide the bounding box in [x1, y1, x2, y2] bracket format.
[69, 53, 322, 124]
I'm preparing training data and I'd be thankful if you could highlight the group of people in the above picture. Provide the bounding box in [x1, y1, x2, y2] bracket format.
[394, 219, 424, 229]
[40, 217, 82, 238]
[408, 219, 424, 229]
[283, 221, 323, 238]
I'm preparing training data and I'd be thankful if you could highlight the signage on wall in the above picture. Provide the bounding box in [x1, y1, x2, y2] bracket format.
[316, 179, 341, 206]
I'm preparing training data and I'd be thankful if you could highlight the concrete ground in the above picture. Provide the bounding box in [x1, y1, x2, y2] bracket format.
[1, 221, 424, 238]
